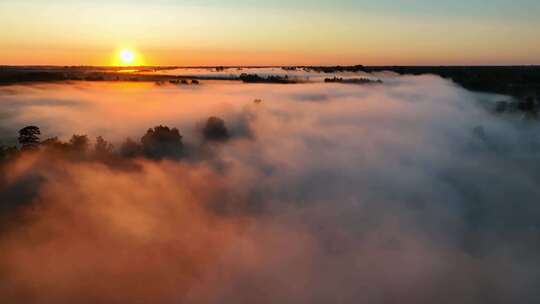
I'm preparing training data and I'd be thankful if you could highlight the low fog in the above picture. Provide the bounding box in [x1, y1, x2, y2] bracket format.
[1, 75, 540, 304]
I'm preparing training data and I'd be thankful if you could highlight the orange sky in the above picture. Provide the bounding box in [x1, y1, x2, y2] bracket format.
[1, 1, 539, 66]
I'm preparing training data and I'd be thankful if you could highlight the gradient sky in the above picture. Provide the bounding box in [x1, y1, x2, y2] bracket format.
[0, 0, 539, 66]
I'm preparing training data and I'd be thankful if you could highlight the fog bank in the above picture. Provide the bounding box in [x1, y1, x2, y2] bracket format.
[1, 76, 540, 303]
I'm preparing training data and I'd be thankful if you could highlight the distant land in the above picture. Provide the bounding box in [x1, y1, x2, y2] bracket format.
[1, 65, 539, 99]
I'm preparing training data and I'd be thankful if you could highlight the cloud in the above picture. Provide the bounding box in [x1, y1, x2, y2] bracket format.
[1, 75, 540, 303]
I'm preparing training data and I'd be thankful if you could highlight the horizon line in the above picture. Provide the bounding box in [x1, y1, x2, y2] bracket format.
[2, 64, 540, 68]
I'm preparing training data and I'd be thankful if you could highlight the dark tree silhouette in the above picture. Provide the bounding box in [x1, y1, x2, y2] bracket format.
[141, 125, 183, 159]
[203, 117, 230, 142]
[0, 145, 7, 161]
[239, 73, 292, 84]
[95, 136, 114, 156]
[41, 137, 69, 151]
[69, 135, 89, 152]
[119, 138, 142, 158]
[18, 126, 41, 149]
[0, 145, 19, 162]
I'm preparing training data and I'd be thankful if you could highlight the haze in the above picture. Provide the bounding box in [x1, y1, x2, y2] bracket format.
[2, 73, 540, 302]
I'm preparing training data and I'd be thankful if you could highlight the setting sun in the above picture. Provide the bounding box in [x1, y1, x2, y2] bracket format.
[115, 48, 140, 66]
[120, 49, 135, 63]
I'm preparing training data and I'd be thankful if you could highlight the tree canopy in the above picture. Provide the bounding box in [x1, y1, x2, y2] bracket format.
[18, 126, 41, 149]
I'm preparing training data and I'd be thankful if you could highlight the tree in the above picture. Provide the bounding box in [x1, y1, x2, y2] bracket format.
[41, 137, 69, 151]
[18, 126, 41, 149]
[0, 145, 6, 161]
[141, 125, 183, 159]
[202, 117, 230, 142]
[0, 145, 18, 162]
[69, 135, 89, 152]
[119, 138, 142, 158]
[94, 136, 114, 156]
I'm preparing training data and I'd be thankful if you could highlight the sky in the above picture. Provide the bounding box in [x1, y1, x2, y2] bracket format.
[0, 0, 539, 66]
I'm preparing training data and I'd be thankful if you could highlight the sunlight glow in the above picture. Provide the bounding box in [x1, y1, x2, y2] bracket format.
[116, 48, 140, 66]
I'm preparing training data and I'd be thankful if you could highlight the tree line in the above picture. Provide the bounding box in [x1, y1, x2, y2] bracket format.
[1, 116, 230, 162]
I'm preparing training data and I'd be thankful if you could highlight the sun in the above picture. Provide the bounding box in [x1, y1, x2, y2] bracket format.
[116, 48, 139, 66]
[120, 49, 135, 63]
[119, 49, 135, 65]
